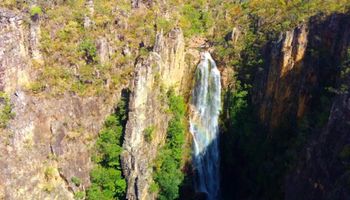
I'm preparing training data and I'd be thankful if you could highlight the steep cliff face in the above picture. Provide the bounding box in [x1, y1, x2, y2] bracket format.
[121, 28, 192, 200]
[0, 8, 31, 93]
[0, 8, 125, 199]
[1, 91, 123, 199]
[284, 14, 350, 200]
[254, 13, 350, 131]
[286, 86, 350, 200]
[255, 24, 309, 129]
[253, 13, 350, 199]
[0, 4, 196, 199]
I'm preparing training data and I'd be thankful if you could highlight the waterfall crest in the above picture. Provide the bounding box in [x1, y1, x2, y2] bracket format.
[190, 52, 221, 200]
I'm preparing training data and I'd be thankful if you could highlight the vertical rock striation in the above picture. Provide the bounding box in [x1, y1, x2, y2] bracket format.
[252, 12, 350, 199]
[286, 83, 350, 200]
[0, 8, 30, 93]
[0, 7, 126, 200]
[254, 24, 309, 129]
[284, 13, 350, 200]
[254, 13, 350, 130]
[121, 28, 191, 200]
[29, 4, 42, 62]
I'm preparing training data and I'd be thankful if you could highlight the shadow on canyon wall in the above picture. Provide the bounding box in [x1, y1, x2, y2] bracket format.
[220, 12, 350, 200]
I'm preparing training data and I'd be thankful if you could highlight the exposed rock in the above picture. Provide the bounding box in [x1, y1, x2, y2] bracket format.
[0, 8, 31, 93]
[96, 37, 110, 64]
[0, 89, 123, 199]
[84, 0, 94, 28]
[286, 87, 350, 200]
[121, 54, 169, 200]
[29, 6, 42, 62]
[279, 25, 308, 77]
[221, 67, 235, 89]
[0, 9, 127, 198]
[255, 24, 308, 129]
[86, 0, 94, 15]
[131, 0, 153, 9]
[230, 27, 241, 46]
[254, 13, 349, 130]
[154, 29, 187, 91]
[251, 12, 350, 199]
[284, 14, 350, 200]
[121, 28, 191, 200]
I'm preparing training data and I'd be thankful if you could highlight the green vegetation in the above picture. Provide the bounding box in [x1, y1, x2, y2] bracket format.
[179, 3, 213, 37]
[328, 48, 350, 95]
[44, 166, 55, 180]
[156, 17, 173, 33]
[21, 0, 348, 97]
[0, 0, 349, 198]
[42, 165, 57, 193]
[144, 125, 156, 143]
[87, 96, 128, 200]
[219, 2, 349, 198]
[0, 92, 15, 129]
[340, 145, 350, 159]
[0, 0, 28, 9]
[79, 39, 98, 64]
[152, 90, 186, 200]
[74, 191, 85, 200]
[30, 6, 42, 17]
[71, 176, 82, 187]
[25, 0, 135, 97]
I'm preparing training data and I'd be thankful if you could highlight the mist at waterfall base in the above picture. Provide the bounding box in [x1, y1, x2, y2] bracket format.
[190, 52, 221, 200]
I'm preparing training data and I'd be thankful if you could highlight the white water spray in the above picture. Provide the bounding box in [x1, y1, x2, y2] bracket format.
[190, 52, 221, 200]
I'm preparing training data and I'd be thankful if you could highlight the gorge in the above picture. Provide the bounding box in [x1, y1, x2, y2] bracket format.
[0, 1, 349, 200]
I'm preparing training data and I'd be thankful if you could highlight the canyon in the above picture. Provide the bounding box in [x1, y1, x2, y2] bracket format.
[0, 1, 349, 200]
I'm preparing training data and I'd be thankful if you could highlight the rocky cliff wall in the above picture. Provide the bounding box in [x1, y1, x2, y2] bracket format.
[121, 28, 194, 200]
[284, 14, 350, 200]
[0, 8, 31, 93]
[0, 7, 125, 199]
[254, 13, 350, 131]
[253, 13, 350, 199]
[0, 3, 198, 199]
[286, 82, 350, 200]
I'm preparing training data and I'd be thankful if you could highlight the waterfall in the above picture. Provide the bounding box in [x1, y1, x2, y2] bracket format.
[190, 52, 221, 200]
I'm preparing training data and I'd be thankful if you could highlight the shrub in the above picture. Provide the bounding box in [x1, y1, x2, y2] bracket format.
[139, 47, 150, 57]
[144, 125, 156, 143]
[79, 39, 98, 64]
[179, 4, 213, 37]
[71, 176, 82, 186]
[156, 17, 173, 33]
[44, 166, 56, 180]
[152, 90, 186, 200]
[29, 82, 46, 94]
[0, 92, 15, 128]
[43, 183, 54, 193]
[86, 97, 128, 200]
[30, 6, 42, 17]
[74, 191, 85, 200]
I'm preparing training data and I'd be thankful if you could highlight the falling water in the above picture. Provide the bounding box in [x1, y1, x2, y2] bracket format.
[190, 52, 221, 200]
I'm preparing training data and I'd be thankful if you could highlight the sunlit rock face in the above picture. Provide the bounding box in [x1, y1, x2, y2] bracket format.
[0, 8, 124, 200]
[190, 52, 221, 200]
[254, 13, 350, 131]
[255, 24, 309, 129]
[285, 13, 350, 200]
[121, 28, 192, 200]
[0, 8, 31, 93]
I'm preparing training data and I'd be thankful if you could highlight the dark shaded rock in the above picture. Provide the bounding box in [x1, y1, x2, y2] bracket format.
[286, 87, 350, 200]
